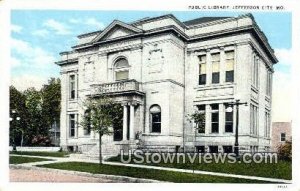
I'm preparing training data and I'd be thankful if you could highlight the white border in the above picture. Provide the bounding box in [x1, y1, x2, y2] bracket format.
[1, 0, 299, 191]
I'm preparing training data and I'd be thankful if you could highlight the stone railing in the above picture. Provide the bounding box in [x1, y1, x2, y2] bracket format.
[91, 79, 141, 95]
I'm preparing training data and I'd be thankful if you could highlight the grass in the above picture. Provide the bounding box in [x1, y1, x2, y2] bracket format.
[107, 155, 292, 180]
[9, 155, 52, 164]
[10, 151, 69, 158]
[38, 161, 273, 183]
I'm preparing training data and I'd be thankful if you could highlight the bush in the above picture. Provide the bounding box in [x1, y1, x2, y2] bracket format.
[31, 135, 51, 146]
[277, 140, 292, 161]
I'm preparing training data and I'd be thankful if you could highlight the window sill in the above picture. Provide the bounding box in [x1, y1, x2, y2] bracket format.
[194, 83, 235, 90]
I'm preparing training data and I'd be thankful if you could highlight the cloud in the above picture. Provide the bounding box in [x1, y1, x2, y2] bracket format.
[43, 19, 71, 35]
[32, 29, 49, 37]
[11, 38, 56, 70]
[11, 57, 21, 68]
[11, 75, 48, 91]
[272, 70, 292, 122]
[85, 18, 105, 29]
[68, 17, 105, 30]
[274, 48, 292, 66]
[11, 24, 23, 33]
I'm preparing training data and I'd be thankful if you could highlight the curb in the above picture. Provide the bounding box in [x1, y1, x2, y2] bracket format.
[10, 164, 166, 183]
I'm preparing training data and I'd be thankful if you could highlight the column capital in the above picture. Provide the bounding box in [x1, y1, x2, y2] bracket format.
[129, 100, 138, 106]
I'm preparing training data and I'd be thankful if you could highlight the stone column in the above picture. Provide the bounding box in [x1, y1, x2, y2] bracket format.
[122, 104, 128, 141]
[129, 104, 135, 140]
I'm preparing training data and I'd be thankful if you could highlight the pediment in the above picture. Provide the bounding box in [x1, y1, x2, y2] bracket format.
[92, 20, 142, 42]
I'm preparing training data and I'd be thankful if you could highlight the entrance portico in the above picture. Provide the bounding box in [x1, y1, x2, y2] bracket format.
[90, 79, 145, 142]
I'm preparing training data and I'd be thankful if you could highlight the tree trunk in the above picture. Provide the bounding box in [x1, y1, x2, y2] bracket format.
[99, 133, 102, 164]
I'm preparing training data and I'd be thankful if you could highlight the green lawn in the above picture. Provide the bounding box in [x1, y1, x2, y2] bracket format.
[107, 155, 292, 180]
[9, 156, 52, 164]
[10, 151, 69, 158]
[38, 162, 272, 183]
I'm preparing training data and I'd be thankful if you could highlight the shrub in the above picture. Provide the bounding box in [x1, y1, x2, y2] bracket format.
[277, 140, 292, 161]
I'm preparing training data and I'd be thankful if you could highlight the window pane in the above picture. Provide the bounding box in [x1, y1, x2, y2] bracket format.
[225, 112, 233, 121]
[115, 58, 129, 68]
[225, 123, 233, 133]
[199, 74, 206, 85]
[116, 70, 129, 80]
[212, 72, 220, 84]
[226, 71, 234, 82]
[199, 63, 206, 74]
[152, 123, 161, 133]
[225, 59, 234, 71]
[211, 104, 219, 110]
[212, 113, 219, 122]
[212, 123, 219, 133]
[212, 62, 220, 72]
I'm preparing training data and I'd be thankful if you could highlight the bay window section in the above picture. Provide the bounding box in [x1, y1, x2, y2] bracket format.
[225, 50, 235, 82]
[211, 53, 220, 84]
[199, 55, 207, 85]
[211, 104, 219, 133]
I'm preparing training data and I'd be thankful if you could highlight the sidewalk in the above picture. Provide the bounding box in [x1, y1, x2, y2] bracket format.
[10, 154, 292, 184]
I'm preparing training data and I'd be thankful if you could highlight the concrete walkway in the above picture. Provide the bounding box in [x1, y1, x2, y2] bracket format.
[10, 154, 292, 183]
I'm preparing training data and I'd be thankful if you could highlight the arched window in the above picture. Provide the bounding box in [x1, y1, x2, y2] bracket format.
[150, 105, 161, 133]
[114, 57, 129, 81]
[84, 109, 91, 135]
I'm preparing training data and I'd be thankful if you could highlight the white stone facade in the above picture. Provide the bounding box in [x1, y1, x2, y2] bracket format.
[56, 14, 277, 155]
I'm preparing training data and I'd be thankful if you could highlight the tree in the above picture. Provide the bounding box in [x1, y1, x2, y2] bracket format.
[41, 78, 61, 131]
[9, 86, 27, 150]
[277, 140, 292, 161]
[186, 110, 205, 152]
[80, 96, 122, 164]
[24, 87, 45, 143]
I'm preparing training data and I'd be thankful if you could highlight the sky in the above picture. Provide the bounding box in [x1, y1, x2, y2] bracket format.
[10, 10, 292, 122]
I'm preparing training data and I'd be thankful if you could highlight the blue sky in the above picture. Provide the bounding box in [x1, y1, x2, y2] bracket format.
[11, 11, 292, 121]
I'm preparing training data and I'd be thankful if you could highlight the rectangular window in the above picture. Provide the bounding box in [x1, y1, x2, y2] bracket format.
[70, 75, 76, 99]
[280, 133, 286, 142]
[225, 105, 233, 133]
[225, 50, 234, 82]
[250, 104, 258, 135]
[211, 53, 220, 84]
[264, 111, 271, 138]
[199, 55, 207, 85]
[252, 55, 259, 88]
[197, 105, 205, 133]
[211, 104, 219, 133]
[152, 113, 161, 133]
[69, 114, 75, 137]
